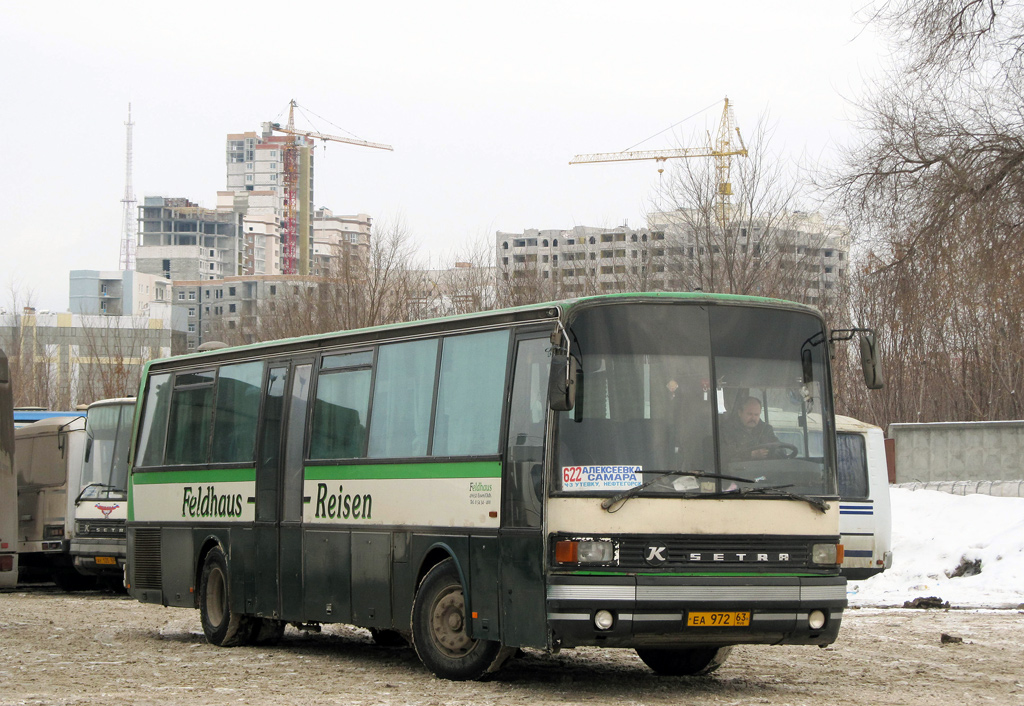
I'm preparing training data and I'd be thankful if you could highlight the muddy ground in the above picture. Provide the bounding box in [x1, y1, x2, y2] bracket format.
[1, 588, 1022, 706]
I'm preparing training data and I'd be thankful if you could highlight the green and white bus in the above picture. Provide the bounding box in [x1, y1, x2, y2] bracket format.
[125, 293, 883, 680]
[1, 347, 16, 588]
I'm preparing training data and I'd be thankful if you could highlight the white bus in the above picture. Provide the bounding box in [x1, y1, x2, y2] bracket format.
[127, 294, 883, 680]
[835, 415, 892, 579]
[71, 398, 135, 586]
[0, 347, 16, 588]
[14, 415, 90, 588]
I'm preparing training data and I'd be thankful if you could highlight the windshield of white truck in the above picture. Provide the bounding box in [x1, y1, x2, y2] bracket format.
[79, 403, 133, 500]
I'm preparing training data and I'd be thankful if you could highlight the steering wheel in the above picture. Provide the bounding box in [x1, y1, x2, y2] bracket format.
[749, 441, 799, 460]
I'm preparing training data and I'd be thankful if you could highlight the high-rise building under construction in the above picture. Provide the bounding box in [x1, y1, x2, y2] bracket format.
[225, 123, 315, 275]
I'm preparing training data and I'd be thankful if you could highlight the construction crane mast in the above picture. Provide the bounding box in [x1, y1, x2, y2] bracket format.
[269, 100, 393, 275]
[570, 97, 747, 225]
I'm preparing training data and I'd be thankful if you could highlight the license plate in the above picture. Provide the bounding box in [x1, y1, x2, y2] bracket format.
[95, 556, 117, 565]
[687, 611, 750, 627]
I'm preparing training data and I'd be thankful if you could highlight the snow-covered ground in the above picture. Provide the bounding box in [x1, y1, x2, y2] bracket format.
[849, 487, 1024, 608]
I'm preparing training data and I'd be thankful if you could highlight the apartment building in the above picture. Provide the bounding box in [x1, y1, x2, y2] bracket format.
[226, 125, 315, 275]
[69, 269, 173, 316]
[497, 225, 668, 295]
[647, 209, 850, 305]
[498, 213, 849, 306]
[173, 275, 319, 350]
[136, 196, 240, 282]
[312, 209, 371, 277]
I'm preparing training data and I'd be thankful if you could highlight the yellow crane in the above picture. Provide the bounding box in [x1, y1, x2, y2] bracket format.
[271, 99, 394, 152]
[268, 100, 393, 274]
[570, 97, 747, 225]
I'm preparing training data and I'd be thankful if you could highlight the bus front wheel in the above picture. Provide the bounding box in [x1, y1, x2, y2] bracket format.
[635, 646, 733, 676]
[199, 547, 252, 647]
[411, 559, 500, 680]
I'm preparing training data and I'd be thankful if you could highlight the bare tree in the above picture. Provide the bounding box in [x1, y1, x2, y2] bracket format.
[650, 115, 848, 312]
[75, 315, 158, 405]
[0, 284, 61, 409]
[833, 0, 1024, 428]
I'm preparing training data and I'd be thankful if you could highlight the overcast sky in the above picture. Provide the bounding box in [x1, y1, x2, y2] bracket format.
[0, 1, 886, 312]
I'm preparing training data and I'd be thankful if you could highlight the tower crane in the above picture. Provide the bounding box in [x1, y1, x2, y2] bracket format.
[570, 97, 747, 225]
[268, 100, 393, 275]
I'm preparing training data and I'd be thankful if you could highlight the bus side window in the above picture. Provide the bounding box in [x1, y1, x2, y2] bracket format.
[137, 373, 172, 467]
[211, 361, 263, 464]
[837, 432, 869, 498]
[309, 368, 371, 460]
[368, 339, 438, 459]
[165, 370, 216, 465]
[505, 338, 551, 528]
[432, 330, 510, 456]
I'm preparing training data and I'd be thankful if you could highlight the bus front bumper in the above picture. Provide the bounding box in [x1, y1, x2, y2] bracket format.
[71, 538, 126, 577]
[546, 575, 846, 649]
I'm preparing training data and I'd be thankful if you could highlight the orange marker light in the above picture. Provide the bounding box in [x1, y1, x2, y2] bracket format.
[555, 540, 578, 564]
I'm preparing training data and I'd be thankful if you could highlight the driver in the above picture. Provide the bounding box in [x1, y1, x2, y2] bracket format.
[719, 397, 780, 462]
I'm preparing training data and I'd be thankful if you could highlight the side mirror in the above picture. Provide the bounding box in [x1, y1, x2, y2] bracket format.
[548, 354, 578, 411]
[84, 436, 93, 463]
[859, 332, 884, 390]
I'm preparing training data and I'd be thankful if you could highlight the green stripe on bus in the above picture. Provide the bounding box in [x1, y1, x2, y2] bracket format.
[131, 468, 257, 484]
[305, 461, 502, 481]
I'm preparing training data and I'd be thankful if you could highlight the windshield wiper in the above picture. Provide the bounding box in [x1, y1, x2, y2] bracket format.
[601, 469, 755, 513]
[74, 482, 117, 505]
[737, 485, 831, 513]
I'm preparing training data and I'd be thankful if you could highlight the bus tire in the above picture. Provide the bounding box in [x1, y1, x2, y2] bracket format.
[199, 547, 252, 647]
[635, 646, 732, 676]
[411, 558, 500, 680]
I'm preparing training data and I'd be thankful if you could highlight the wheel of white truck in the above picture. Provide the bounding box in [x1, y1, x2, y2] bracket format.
[411, 558, 501, 680]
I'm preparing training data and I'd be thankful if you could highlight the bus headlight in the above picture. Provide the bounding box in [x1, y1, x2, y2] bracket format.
[555, 540, 615, 565]
[808, 610, 827, 630]
[594, 610, 615, 630]
[811, 543, 842, 565]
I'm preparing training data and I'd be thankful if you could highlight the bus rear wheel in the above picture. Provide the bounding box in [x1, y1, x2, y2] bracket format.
[412, 559, 500, 680]
[635, 646, 733, 676]
[199, 547, 253, 647]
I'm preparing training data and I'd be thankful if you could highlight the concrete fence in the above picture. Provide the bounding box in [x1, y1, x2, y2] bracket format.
[893, 480, 1024, 498]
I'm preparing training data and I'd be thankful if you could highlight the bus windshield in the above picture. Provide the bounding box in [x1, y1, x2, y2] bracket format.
[555, 302, 835, 498]
[80, 402, 134, 500]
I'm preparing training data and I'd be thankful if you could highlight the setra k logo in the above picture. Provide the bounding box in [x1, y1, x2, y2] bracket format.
[95, 504, 120, 518]
[644, 545, 668, 566]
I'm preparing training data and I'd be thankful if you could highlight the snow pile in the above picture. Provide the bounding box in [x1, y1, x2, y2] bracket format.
[850, 488, 1024, 608]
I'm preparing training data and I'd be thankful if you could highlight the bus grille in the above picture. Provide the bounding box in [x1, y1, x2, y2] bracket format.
[132, 528, 162, 590]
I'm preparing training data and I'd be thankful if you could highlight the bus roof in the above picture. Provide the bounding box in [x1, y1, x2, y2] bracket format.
[142, 291, 823, 376]
[86, 397, 136, 409]
[13, 415, 86, 438]
[13, 410, 87, 428]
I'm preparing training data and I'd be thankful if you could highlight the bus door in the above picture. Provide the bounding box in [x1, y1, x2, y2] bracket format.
[499, 334, 551, 648]
[253, 360, 313, 621]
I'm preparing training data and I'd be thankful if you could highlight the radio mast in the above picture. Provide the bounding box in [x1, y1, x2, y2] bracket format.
[118, 103, 137, 271]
